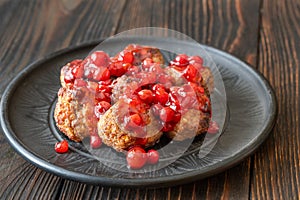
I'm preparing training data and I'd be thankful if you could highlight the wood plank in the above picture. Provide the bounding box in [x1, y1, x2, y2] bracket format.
[114, 0, 260, 199]
[251, 0, 300, 199]
[0, 0, 261, 199]
[0, 0, 126, 199]
[52, 0, 261, 199]
[0, 0, 124, 93]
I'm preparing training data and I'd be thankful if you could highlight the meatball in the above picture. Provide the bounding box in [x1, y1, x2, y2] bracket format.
[97, 102, 163, 152]
[165, 109, 210, 141]
[54, 87, 97, 142]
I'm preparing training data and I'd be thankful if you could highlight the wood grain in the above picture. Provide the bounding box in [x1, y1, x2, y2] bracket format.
[251, 0, 300, 199]
[115, 0, 260, 199]
[2, 0, 295, 199]
[0, 0, 126, 198]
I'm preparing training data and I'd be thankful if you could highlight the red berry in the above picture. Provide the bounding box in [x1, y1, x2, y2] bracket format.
[188, 55, 203, 65]
[126, 146, 147, 169]
[122, 52, 134, 63]
[172, 112, 181, 123]
[98, 79, 112, 86]
[175, 54, 189, 66]
[109, 61, 129, 77]
[128, 98, 147, 114]
[135, 137, 148, 146]
[138, 89, 154, 104]
[147, 149, 160, 164]
[64, 61, 80, 84]
[97, 84, 112, 93]
[152, 84, 169, 105]
[55, 140, 69, 153]
[208, 121, 219, 134]
[168, 92, 181, 112]
[128, 113, 143, 127]
[161, 122, 175, 132]
[154, 90, 169, 105]
[95, 101, 111, 117]
[71, 65, 84, 79]
[90, 135, 102, 148]
[182, 65, 202, 83]
[159, 107, 175, 122]
[198, 86, 205, 94]
[74, 79, 87, 87]
[151, 84, 165, 92]
[95, 92, 111, 103]
[93, 68, 111, 81]
[64, 73, 74, 84]
[89, 51, 110, 67]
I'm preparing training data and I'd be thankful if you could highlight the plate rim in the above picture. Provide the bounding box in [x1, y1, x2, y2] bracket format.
[0, 40, 277, 187]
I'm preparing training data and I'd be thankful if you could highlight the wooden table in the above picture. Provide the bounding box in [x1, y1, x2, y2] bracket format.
[0, 0, 299, 199]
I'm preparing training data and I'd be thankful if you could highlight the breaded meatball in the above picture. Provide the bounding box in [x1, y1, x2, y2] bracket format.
[165, 109, 210, 141]
[54, 85, 97, 142]
[97, 102, 163, 151]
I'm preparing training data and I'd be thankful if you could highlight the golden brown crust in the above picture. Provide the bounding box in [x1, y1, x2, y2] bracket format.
[165, 109, 210, 141]
[200, 67, 214, 92]
[54, 88, 83, 142]
[97, 103, 163, 151]
[54, 86, 97, 142]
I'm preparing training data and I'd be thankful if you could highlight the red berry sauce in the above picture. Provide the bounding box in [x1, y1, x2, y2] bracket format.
[58, 44, 214, 168]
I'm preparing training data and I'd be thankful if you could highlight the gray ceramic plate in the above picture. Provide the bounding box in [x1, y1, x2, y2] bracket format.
[0, 40, 276, 187]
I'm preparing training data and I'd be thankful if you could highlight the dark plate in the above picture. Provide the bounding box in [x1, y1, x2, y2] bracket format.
[0, 40, 276, 187]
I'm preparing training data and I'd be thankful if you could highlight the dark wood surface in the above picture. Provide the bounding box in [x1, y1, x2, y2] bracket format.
[0, 0, 299, 199]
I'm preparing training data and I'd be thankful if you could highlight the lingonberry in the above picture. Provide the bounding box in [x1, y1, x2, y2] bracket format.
[188, 55, 203, 65]
[135, 137, 148, 146]
[55, 140, 69, 154]
[182, 65, 201, 83]
[97, 84, 112, 93]
[126, 146, 147, 169]
[159, 107, 175, 122]
[95, 92, 111, 103]
[94, 101, 111, 117]
[71, 65, 84, 79]
[174, 54, 189, 66]
[89, 51, 110, 68]
[138, 89, 154, 104]
[90, 135, 102, 149]
[122, 52, 134, 63]
[161, 122, 175, 132]
[93, 67, 111, 81]
[147, 149, 160, 164]
[127, 113, 143, 128]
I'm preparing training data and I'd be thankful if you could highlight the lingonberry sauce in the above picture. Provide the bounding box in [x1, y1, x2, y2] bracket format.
[57, 44, 215, 169]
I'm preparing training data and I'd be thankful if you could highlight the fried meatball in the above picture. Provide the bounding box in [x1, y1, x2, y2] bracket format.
[97, 102, 163, 151]
[165, 109, 210, 141]
[54, 87, 97, 142]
